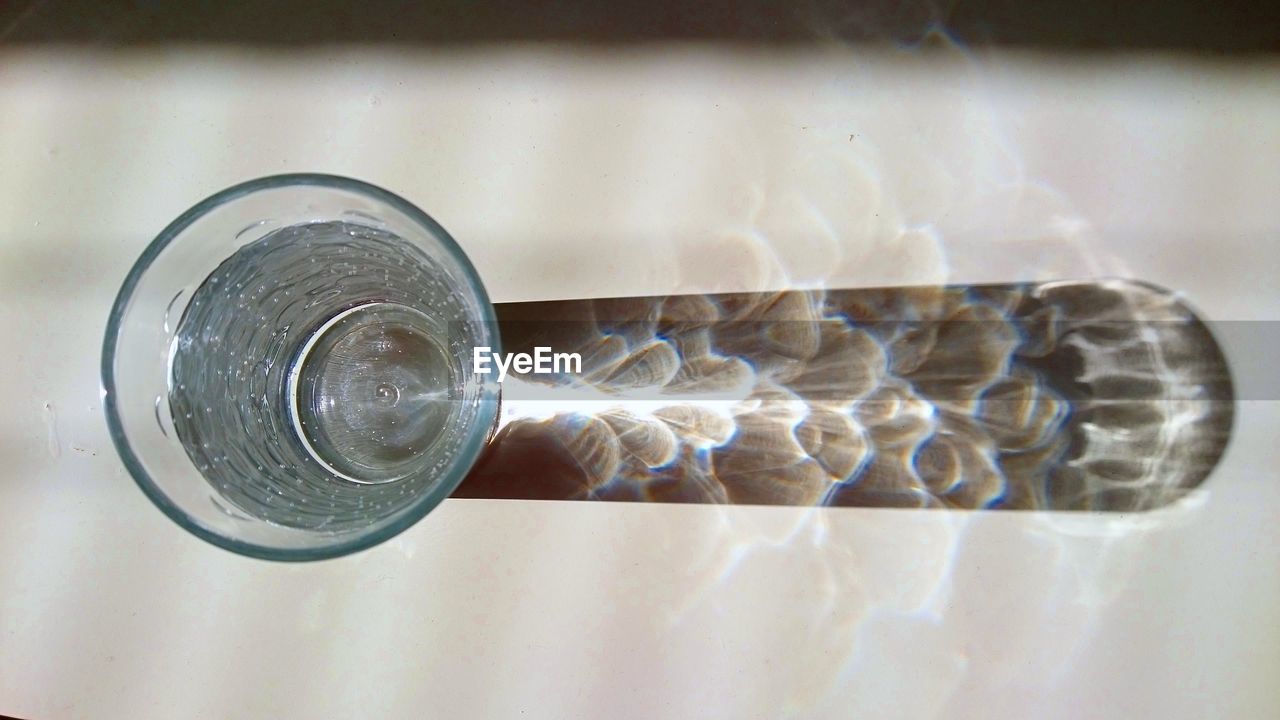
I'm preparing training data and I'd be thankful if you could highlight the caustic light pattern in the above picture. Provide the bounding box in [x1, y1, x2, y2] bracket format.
[461, 280, 1233, 511]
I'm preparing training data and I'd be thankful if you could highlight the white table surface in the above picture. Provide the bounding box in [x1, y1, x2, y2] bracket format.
[0, 46, 1277, 719]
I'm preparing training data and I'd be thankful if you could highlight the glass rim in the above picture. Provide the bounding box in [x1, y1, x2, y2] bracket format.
[101, 173, 502, 562]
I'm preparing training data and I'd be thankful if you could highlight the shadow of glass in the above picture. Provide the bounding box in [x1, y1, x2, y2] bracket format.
[454, 278, 1234, 511]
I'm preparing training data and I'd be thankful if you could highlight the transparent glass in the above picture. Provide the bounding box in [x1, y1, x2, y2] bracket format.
[103, 175, 501, 561]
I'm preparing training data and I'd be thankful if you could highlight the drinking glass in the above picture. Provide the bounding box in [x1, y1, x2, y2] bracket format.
[103, 174, 501, 560]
